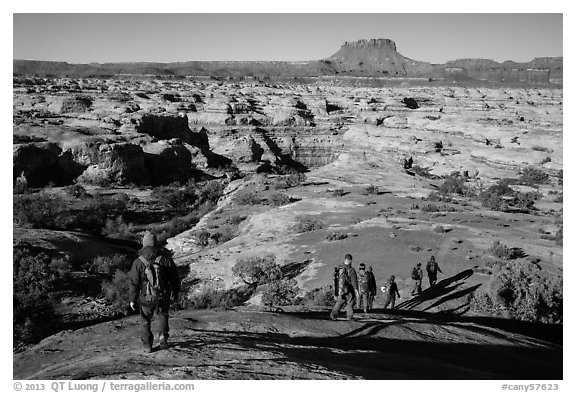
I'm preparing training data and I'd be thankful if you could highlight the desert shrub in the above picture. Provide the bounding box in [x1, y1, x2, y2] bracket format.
[363, 184, 379, 195]
[489, 240, 512, 260]
[153, 212, 201, 244]
[101, 216, 137, 241]
[234, 188, 262, 205]
[232, 255, 282, 286]
[300, 286, 334, 306]
[13, 243, 71, 343]
[557, 169, 563, 186]
[421, 203, 440, 213]
[151, 184, 198, 209]
[13, 192, 68, 229]
[63, 184, 88, 198]
[183, 286, 254, 310]
[426, 191, 453, 203]
[89, 254, 132, 275]
[273, 173, 306, 189]
[226, 214, 246, 226]
[553, 193, 563, 203]
[261, 279, 300, 306]
[412, 165, 435, 178]
[196, 181, 226, 204]
[470, 260, 562, 323]
[555, 226, 563, 245]
[519, 168, 549, 186]
[326, 232, 348, 241]
[332, 189, 346, 197]
[293, 215, 324, 233]
[439, 175, 466, 195]
[540, 156, 552, 165]
[268, 192, 292, 207]
[101, 270, 132, 315]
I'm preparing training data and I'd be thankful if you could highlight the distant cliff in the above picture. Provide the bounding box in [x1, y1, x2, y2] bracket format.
[13, 39, 562, 84]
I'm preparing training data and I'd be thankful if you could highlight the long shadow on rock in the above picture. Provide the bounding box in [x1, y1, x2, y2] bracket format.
[281, 260, 313, 280]
[174, 327, 561, 379]
[422, 284, 482, 312]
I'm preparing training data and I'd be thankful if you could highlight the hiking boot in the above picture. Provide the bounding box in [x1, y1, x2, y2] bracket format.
[158, 335, 169, 350]
[329, 314, 337, 320]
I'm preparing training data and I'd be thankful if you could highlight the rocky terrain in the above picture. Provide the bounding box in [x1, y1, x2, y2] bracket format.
[14, 39, 563, 83]
[13, 45, 563, 378]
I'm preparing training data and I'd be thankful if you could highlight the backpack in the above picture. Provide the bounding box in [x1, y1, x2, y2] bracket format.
[358, 270, 368, 292]
[411, 267, 420, 280]
[333, 267, 340, 297]
[338, 266, 353, 295]
[140, 255, 168, 303]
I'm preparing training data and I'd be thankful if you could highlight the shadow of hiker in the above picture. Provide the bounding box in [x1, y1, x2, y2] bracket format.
[281, 260, 313, 280]
[422, 284, 482, 312]
[395, 268, 475, 311]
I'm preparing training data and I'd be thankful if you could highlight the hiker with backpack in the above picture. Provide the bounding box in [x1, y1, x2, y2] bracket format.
[381, 275, 400, 309]
[129, 232, 181, 353]
[426, 256, 443, 288]
[366, 266, 377, 312]
[410, 262, 423, 296]
[357, 263, 370, 313]
[330, 254, 360, 320]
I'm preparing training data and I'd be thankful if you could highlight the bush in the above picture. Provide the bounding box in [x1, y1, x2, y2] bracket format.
[293, 215, 324, 233]
[326, 232, 348, 241]
[63, 184, 88, 198]
[261, 279, 300, 306]
[555, 226, 563, 245]
[101, 216, 137, 241]
[300, 286, 335, 306]
[273, 173, 306, 189]
[183, 286, 254, 310]
[101, 270, 132, 315]
[439, 175, 466, 195]
[232, 255, 282, 286]
[13, 243, 71, 343]
[489, 241, 512, 260]
[151, 184, 197, 208]
[234, 188, 262, 205]
[519, 168, 549, 186]
[90, 254, 132, 275]
[470, 260, 562, 323]
[363, 184, 379, 195]
[198, 181, 226, 204]
[268, 192, 292, 207]
[332, 189, 345, 197]
[13, 192, 67, 229]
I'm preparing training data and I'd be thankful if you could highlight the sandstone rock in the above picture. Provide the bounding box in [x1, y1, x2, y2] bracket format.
[76, 143, 148, 185]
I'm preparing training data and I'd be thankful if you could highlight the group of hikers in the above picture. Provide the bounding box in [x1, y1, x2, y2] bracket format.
[127, 232, 444, 352]
[330, 253, 442, 321]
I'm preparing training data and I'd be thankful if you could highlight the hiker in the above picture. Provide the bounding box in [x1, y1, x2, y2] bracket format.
[357, 263, 370, 313]
[366, 266, 377, 311]
[330, 254, 360, 320]
[426, 256, 443, 287]
[382, 275, 401, 309]
[129, 232, 181, 353]
[410, 262, 423, 296]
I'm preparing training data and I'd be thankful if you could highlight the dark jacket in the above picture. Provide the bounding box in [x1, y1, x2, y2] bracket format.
[129, 246, 181, 307]
[366, 271, 377, 295]
[388, 281, 400, 298]
[426, 260, 442, 276]
[412, 266, 423, 281]
[337, 264, 358, 297]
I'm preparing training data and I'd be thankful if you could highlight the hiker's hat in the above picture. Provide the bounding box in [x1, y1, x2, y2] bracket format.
[416, 262, 421, 266]
[359, 263, 366, 269]
[142, 231, 157, 247]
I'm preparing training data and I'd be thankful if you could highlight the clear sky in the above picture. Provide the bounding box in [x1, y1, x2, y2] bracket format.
[13, 13, 562, 64]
